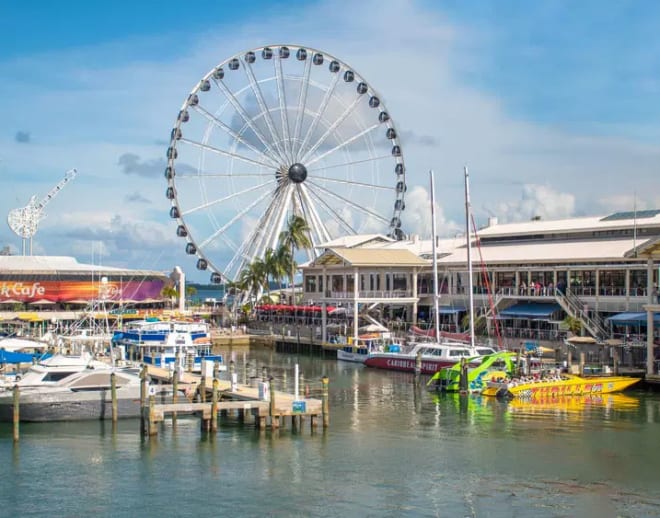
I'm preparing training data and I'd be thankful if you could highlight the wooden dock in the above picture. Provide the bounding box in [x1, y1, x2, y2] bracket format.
[141, 365, 328, 436]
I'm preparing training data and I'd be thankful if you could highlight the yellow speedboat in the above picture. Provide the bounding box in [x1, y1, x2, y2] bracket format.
[481, 374, 641, 399]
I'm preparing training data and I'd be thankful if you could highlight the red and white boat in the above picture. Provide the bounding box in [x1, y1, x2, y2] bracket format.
[363, 341, 496, 375]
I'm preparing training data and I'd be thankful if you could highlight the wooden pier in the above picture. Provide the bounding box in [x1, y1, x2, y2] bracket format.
[141, 365, 328, 437]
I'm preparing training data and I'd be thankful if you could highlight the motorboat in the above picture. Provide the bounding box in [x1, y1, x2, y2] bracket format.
[112, 319, 223, 371]
[0, 365, 144, 422]
[336, 334, 403, 363]
[427, 351, 541, 393]
[363, 340, 497, 375]
[481, 373, 641, 399]
[0, 351, 110, 389]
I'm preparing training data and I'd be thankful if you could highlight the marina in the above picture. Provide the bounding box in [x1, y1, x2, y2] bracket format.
[2, 346, 660, 517]
[2, 3, 660, 514]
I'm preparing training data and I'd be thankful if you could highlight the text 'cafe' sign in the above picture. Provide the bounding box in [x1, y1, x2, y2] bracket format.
[0, 282, 47, 299]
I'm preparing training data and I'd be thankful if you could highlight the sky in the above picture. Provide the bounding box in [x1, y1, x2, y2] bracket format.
[1, 0, 659, 282]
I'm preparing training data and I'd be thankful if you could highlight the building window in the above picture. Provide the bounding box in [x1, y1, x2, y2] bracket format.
[304, 276, 316, 293]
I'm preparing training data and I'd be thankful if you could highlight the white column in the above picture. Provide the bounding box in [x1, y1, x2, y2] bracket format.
[353, 267, 359, 341]
[412, 268, 418, 325]
[647, 258, 655, 375]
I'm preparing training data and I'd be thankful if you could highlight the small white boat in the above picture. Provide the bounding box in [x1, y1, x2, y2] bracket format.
[336, 336, 402, 363]
[0, 366, 144, 422]
[0, 351, 110, 389]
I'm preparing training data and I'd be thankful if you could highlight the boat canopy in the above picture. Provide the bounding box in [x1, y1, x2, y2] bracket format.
[606, 312, 660, 326]
[497, 302, 561, 320]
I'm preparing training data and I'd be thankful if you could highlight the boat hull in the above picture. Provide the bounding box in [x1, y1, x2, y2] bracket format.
[364, 355, 475, 375]
[482, 375, 641, 399]
[0, 389, 143, 422]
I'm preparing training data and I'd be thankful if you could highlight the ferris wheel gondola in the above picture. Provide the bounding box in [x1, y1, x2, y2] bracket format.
[165, 44, 406, 284]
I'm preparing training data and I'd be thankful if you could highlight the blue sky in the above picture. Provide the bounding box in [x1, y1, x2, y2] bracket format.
[1, 0, 659, 282]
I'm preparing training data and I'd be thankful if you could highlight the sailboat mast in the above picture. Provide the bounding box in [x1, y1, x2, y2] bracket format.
[430, 170, 441, 340]
[464, 166, 475, 348]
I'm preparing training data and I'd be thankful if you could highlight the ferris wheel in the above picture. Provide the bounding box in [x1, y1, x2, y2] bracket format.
[165, 44, 407, 284]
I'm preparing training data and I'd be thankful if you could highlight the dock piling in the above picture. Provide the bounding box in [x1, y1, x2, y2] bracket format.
[172, 368, 179, 425]
[111, 372, 118, 423]
[211, 378, 219, 432]
[322, 376, 329, 428]
[12, 385, 19, 442]
[140, 365, 148, 436]
[269, 377, 279, 428]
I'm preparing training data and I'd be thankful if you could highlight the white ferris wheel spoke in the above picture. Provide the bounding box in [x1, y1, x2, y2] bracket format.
[305, 122, 380, 168]
[212, 77, 288, 164]
[179, 138, 274, 169]
[308, 154, 393, 172]
[304, 187, 358, 235]
[274, 55, 294, 163]
[300, 93, 363, 164]
[180, 179, 274, 217]
[292, 58, 313, 152]
[299, 184, 332, 245]
[192, 105, 280, 168]
[306, 179, 390, 224]
[312, 176, 394, 191]
[175, 172, 271, 179]
[295, 71, 340, 161]
[197, 189, 273, 250]
[241, 59, 289, 165]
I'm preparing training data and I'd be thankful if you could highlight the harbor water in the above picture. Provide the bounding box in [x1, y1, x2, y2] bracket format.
[2, 347, 660, 517]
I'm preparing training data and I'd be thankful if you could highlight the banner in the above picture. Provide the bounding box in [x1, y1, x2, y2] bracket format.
[0, 279, 166, 303]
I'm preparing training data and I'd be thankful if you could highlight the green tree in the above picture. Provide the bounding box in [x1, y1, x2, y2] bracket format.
[238, 258, 268, 305]
[185, 285, 198, 306]
[563, 315, 582, 336]
[278, 215, 312, 307]
[160, 285, 178, 309]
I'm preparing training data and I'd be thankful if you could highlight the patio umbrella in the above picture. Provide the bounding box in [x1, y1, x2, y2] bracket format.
[0, 299, 21, 304]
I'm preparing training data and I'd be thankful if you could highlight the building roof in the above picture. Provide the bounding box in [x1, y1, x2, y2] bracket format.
[316, 234, 393, 249]
[476, 211, 660, 238]
[311, 247, 428, 267]
[0, 255, 167, 278]
[438, 238, 646, 266]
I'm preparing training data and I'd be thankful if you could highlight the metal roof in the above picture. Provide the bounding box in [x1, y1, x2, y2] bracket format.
[476, 212, 660, 238]
[0, 255, 167, 278]
[312, 247, 428, 267]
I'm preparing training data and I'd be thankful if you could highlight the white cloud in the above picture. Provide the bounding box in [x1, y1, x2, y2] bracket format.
[402, 185, 461, 239]
[491, 184, 576, 223]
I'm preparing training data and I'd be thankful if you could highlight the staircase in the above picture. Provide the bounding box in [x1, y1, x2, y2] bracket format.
[555, 290, 609, 340]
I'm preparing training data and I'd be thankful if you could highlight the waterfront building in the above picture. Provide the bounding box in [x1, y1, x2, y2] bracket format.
[301, 211, 660, 372]
[0, 256, 169, 334]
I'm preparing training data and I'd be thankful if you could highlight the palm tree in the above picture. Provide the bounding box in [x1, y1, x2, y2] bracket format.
[268, 245, 291, 303]
[160, 285, 178, 309]
[185, 285, 197, 306]
[238, 258, 268, 305]
[278, 215, 312, 307]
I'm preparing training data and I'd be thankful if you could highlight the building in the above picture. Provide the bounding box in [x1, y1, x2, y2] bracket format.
[301, 210, 660, 373]
[0, 255, 168, 309]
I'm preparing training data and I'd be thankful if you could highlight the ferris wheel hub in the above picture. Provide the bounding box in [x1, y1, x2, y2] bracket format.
[287, 163, 308, 184]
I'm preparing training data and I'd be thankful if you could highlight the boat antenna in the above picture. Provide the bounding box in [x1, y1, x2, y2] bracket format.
[464, 166, 475, 348]
[429, 170, 441, 341]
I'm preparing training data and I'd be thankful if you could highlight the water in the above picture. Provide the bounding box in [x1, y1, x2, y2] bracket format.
[2, 348, 660, 517]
